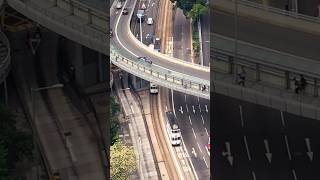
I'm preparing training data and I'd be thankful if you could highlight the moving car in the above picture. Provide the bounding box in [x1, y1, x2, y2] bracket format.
[116, 2, 122, 9]
[137, 57, 152, 64]
[147, 18, 153, 25]
[122, 8, 129, 15]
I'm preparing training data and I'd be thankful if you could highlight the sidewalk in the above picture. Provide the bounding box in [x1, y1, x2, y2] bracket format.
[213, 71, 320, 120]
[114, 79, 159, 179]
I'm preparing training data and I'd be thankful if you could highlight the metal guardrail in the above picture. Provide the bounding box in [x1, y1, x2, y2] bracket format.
[111, 47, 210, 99]
[0, 31, 11, 84]
[227, 0, 320, 23]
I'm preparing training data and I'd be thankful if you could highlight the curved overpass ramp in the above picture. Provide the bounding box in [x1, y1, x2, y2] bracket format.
[6, 0, 210, 99]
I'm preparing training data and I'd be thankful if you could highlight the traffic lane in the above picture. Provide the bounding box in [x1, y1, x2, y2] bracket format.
[212, 10, 320, 61]
[173, 92, 210, 176]
[212, 134, 253, 180]
[200, 13, 210, 66]
[212, 93, 242, 134]
[241, 100, 284, 134]
[112, 5, 210, 80]
[247, 134, 293, 180]
[173, 8, 192, 62]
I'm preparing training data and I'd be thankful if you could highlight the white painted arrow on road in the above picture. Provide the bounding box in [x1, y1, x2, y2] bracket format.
[225, 142, 233, 166]
[264, 139, 272, 163]
[305, 138, 313, 162]
[205, 105, 208, 113]
[179, 106, 183, 114]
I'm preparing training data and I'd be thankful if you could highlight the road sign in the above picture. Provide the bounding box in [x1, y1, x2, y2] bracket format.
[29, 38, 41, 55]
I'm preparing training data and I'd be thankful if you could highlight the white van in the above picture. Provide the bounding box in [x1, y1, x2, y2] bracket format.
[116, 2, 122, 9]
[147, 18, 153, 25]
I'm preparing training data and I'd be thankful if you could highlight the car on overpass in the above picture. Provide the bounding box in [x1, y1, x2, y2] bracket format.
[122, 8, 129, 15]
[137, 57, 152, 64]
[116, 2, 123, 9]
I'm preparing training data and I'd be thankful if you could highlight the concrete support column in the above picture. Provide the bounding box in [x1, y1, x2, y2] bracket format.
[0, 6, 5, 29]
[70, 2, 74, 15]
[73, 43, 84, 87]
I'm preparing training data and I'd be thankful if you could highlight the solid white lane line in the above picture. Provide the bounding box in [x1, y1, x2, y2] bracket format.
[205, 146, 210, 156]
[199, 104, 201, 112]
[192, 127, 196, 139]
[292, 169, 297, 180]
[171, 89, 176, 117]
[205, 127, 209, 136]
[252, 171, 257, 180]
[186, 104, 189, 113]
[280, 110, 285, 126]
[192, 105, 195, 114]
[192, 147, 197, 157]
[203, 156, 209, 168]
[197, 96, 200, 102]
[197, 142, 203, 153]
[181, 137, 199, 180]
[201, 115, 204, 125]
[284, 135, 292, 161]
[189, 115, 192, 125]
[205, 105, 208, 112]
[243, 135, 252, 161]
[239, 105, 244, 127]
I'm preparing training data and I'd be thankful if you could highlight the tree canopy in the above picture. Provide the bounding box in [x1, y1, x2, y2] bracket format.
[172, 0, 207, 16]
[110, 97, 120, 145]
[187, 3, 209, 22]
[0, 105, 33, 179]
[110, 141, 137, 180]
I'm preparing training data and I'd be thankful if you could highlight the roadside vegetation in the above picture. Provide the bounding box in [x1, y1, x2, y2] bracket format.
[110, 141, 137, 179]
[0, 105, 33, 179]
[109, 96, 137, 179]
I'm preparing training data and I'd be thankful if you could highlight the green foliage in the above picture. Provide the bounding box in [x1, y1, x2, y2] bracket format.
[110, 141, 137, 180]
[172, 0, 207, 15]
[0, 105, 34, 179]
[110, 97, 120, 145]
[192, 27, 200, 53]
[187, 3, 209, 23]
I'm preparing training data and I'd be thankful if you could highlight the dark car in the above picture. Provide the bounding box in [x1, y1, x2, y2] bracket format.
[110, 29, 113, 38]
[122, 8, 129, 15]
[137, 57, 152, 64]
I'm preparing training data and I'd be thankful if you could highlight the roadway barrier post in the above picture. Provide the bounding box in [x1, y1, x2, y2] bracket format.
[256, 63, 260, 81]
[314, 78, 318, 97]
[285, 71, 290, 89]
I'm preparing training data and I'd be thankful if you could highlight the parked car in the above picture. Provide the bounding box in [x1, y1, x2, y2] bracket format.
[147, 18, 153, 25]
[110, 29, 113, 38]
[116, 2, 122, 9]
[137, 57, 152, 64]
[122, 8, 129, 15]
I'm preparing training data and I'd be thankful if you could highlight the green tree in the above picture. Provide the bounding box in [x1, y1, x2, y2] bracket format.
[0, 105, 33, 179]
[110, 141, 137, 180]
[110, 97, 120, 145]
[171, 0, 206, 15]
[187, 3, 209, 24]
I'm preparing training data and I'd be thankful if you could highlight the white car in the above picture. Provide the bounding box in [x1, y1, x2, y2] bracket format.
[147, 18, 153, 25]
[116, 2, 122, 9]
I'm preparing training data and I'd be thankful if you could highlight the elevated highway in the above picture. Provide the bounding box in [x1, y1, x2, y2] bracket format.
[5, 0, 210, 99]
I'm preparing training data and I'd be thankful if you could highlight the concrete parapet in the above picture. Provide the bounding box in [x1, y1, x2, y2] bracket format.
[213, 0, 320, 36]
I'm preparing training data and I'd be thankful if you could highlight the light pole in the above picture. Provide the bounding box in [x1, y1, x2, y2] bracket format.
[31, 83, 64, 122]
[139, 17, 143, 42]
[233, 0, 239, 82]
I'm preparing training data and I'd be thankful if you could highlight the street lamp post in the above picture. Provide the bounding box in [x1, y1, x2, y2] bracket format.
[233, 0, 239, 82]
[139, 17, 143, 43]
[31, 83, 64, 122]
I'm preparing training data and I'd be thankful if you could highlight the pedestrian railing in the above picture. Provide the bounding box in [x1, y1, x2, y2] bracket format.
[111, 46, 210, 99]
[223, 0, 320, 23]
[0, 30, 11, 84]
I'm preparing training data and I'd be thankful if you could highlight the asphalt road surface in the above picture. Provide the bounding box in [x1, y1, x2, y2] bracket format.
[171, 91, 211, 179]
[212, 10, 320, 61]
[212, 93, 320, 180]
